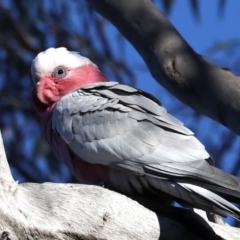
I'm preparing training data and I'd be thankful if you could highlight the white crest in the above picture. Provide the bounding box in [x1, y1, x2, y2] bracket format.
[31, 47, 96, 82]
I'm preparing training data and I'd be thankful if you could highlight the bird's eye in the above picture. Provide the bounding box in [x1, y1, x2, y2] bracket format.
[52, 66, 67, 78]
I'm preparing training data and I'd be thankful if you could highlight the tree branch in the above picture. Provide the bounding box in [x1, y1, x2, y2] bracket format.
[85, 0, 240, 135]
[0, 137, 240, 239]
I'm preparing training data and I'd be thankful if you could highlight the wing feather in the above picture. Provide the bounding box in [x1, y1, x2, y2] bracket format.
[53, 82, 211, 172]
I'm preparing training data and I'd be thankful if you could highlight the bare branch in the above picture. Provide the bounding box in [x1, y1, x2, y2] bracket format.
[85, 0, 240, 135]
[0, 131, 240, 239]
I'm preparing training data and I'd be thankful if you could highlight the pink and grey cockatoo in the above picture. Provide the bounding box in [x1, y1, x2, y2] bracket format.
[31, 47, 240, 221]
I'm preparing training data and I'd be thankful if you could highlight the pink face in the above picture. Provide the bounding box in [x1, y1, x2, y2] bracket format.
[32, 64, 108, 112]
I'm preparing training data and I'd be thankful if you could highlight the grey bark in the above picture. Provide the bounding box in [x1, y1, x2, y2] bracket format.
[85, 0, 240, 135]
[0, 135, 240, 239]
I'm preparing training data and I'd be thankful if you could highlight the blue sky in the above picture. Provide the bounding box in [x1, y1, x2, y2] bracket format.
[167, 0, 240, 53]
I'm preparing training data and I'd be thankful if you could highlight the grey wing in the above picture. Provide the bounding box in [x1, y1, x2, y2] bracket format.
[52, 82, 240, 219]
[53, 82, 207, 168]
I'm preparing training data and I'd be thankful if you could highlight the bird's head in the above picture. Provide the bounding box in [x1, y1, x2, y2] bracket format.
[31, 47, 108, 112]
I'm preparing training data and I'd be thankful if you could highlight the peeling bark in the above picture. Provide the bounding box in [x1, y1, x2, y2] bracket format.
[85, 0, 240, 135]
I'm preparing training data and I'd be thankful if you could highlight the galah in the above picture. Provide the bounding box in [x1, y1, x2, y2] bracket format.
[31, 47, 240, 221]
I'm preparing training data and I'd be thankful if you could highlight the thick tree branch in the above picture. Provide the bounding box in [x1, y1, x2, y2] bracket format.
[0, 134, 240, 239]
[85, 0, 240, 135]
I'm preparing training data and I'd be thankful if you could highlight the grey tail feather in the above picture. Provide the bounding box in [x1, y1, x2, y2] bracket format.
[146, 176, 240, 221]
[179, 183, 240, 221]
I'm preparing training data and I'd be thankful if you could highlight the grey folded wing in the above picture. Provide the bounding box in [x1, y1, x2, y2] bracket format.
[52, 82, 240, 194]
[52, 82, 209, 171]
